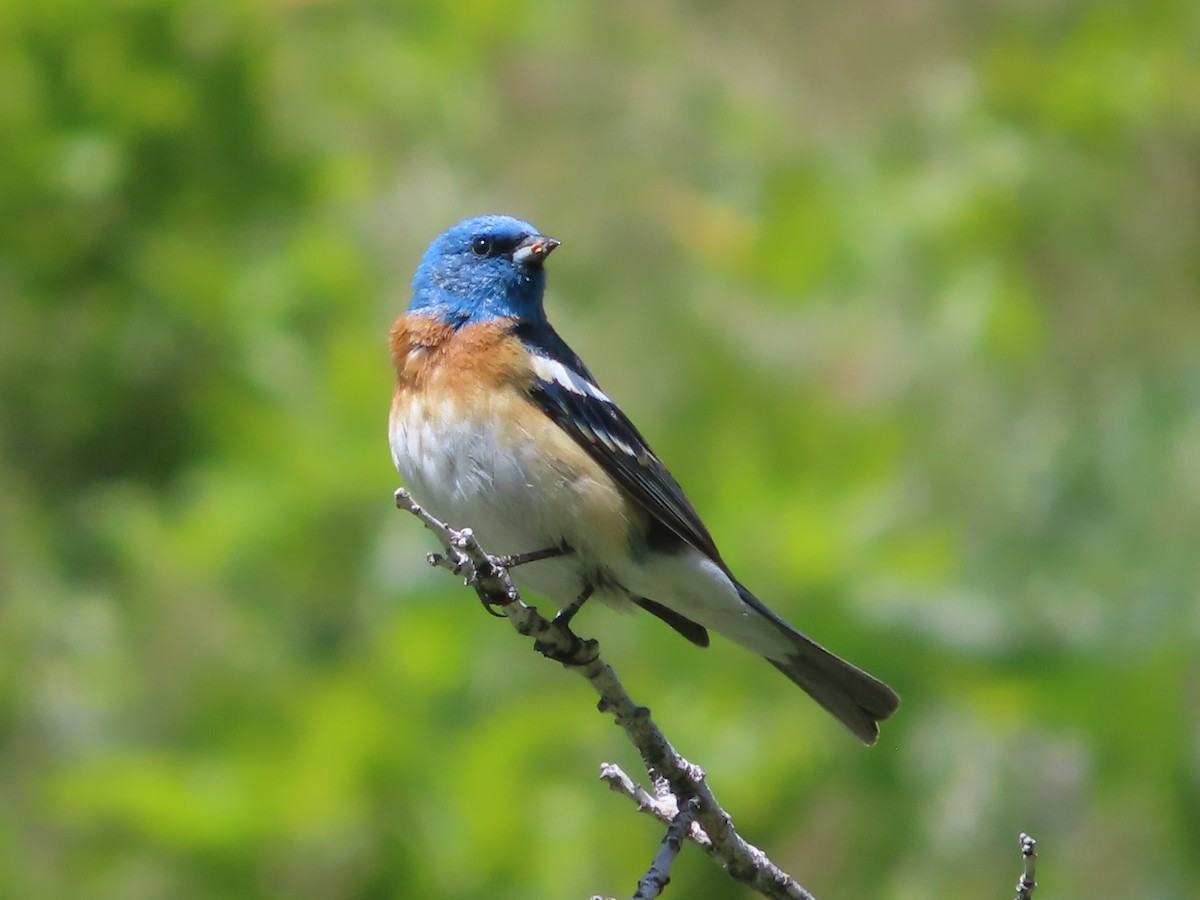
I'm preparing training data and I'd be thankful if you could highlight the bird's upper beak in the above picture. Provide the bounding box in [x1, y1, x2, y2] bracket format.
[512, 234, 560, 268]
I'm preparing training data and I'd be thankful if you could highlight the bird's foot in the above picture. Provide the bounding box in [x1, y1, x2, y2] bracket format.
[472, 544, 572, 618]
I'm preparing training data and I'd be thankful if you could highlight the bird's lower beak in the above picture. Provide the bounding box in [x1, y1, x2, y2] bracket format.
[513, 234, 560, 267]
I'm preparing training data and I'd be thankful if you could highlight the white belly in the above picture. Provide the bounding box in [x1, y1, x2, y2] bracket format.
[389, 394, 627, 606]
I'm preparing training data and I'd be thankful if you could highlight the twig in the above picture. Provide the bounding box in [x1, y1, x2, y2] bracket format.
[1014, 833, 1037, 900]
[600, 763, 712, 850]
[633, 796, 699, 899]
[395, 488, 817, 900]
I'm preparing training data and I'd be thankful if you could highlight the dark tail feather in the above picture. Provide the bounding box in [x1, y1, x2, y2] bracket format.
[736, 584, 899, 744]
[634, 596, 711, 648]
[767, 634, 899, 744]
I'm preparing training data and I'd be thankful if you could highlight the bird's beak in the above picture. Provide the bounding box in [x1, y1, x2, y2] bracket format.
[512, 234, 560, 267]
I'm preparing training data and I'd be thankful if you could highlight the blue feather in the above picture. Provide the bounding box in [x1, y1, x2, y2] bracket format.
[409, 215, 553, 326]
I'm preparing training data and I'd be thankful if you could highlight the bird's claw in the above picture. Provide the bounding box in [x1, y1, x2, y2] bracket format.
[480, 596, 509, 618]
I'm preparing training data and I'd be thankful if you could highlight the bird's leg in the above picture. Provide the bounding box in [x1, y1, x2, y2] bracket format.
[477, 543, 574, 618]
[491, 542, 572, 570]
[552, 584, 594, 630]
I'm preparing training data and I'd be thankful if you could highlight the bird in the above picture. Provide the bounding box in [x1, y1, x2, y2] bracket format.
[388, 214, 900, 743]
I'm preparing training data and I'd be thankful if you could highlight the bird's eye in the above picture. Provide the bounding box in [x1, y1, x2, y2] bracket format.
[471, 236, 493, 257]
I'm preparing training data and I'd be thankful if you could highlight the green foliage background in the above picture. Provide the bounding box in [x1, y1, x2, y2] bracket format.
[2, 1, 1198, 897]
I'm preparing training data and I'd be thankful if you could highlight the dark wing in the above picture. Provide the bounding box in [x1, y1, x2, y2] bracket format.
[517, 323, 725, 566]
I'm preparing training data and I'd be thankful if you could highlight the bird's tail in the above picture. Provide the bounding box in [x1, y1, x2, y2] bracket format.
[737, 585, 900, 744]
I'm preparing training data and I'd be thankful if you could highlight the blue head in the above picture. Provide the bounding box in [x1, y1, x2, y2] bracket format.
[409, 215, 560, 327]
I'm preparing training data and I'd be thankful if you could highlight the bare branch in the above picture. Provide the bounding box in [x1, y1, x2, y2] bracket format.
[1014, 833, 1037, 900]
[395, 488, 817, 900]
[600, 763, 668, 820]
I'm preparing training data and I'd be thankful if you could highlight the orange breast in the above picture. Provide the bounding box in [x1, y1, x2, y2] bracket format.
[390, 314, 535, 402]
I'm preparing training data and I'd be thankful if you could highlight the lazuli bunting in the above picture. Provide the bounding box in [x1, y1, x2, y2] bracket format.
[389, 215, 899, 743]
